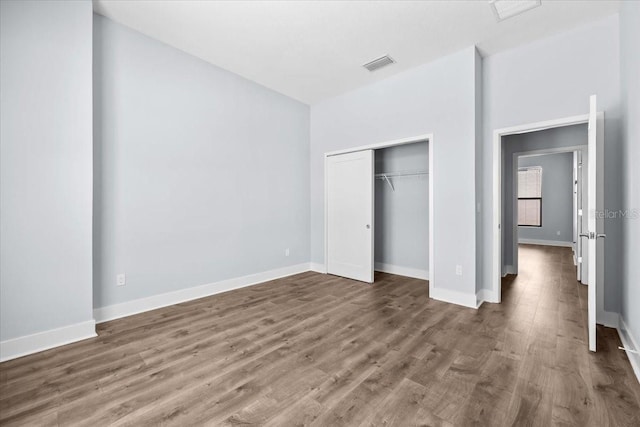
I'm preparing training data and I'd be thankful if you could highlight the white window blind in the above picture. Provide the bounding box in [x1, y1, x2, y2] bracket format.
[518, 167, 542, 198]
[518, 167, 542, 227]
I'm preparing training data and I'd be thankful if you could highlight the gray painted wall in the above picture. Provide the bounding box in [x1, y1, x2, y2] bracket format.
[0, 0, 94, 341]
[517, 153, 574, 243]
[620, 1, 640, 360]
[93, 15, 310, 309]
[502, 125, 587, 268]
[374, 142, 429, 272]
[482, 15, 622, 312]
[311, 47, 479, 299]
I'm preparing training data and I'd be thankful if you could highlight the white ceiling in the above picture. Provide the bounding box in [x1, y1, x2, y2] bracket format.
[93, 0, 620, 104]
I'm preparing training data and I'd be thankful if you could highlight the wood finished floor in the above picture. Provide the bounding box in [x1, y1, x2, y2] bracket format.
[1, 245, 639, 426]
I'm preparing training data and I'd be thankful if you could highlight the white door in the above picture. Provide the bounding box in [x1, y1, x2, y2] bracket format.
[585, 94, 604, 352]
[575, 149, 583, 283]
[326, 150, 374, 283]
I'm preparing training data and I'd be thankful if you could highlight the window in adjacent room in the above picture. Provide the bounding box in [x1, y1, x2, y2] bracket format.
[518, 166, 542, 227]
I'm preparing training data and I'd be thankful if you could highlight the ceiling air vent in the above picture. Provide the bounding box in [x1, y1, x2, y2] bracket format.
[363, 55, 395, 72]
[489, 0, 541, 22]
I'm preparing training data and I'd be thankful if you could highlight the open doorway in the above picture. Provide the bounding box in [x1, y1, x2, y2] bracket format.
[515, 152, 585, 284]
[492, 97, 604, 352]
[503, 142, 588, 283]
[502, 147, 588, 330]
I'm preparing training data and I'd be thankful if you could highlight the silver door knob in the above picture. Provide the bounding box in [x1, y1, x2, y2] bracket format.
[597, 233, 607, 239]
[366, 224, 370, 229]
[579, 233, 590, 238]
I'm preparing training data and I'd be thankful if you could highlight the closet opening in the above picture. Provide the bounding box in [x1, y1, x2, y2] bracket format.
[324, 134, 433, 290]
[374, 141, 429, 280]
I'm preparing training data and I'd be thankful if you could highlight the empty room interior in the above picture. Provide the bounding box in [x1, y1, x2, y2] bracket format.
[1, 0, 640, 425]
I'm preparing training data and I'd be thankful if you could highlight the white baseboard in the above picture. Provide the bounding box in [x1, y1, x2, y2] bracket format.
[430, 287, 477, 309]
[94, 263, 310, 324]
[598, 310, 619, 329]
[374, 263, 428, 280]
[476, 290, 488, 308]
[308, 262, 429, 281]
[618, 317, 640, 384]
[502, 265, 516, 276]
[518, 238, 573, 248]
[309, 262, 326, 274]
[0, 320, 96, 362]
[476, 288, 500, 307]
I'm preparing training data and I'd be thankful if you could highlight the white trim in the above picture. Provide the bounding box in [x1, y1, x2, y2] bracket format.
[0, 320, 97, 362]
[324, 155, 329, 275]
[517, 238, 573, 248]
[599, 310, 619, 329]
[374, 263, 428, 280]
[430, 287, 477, 309]
[323, 133, 435, 296]
[618, 317, 640, 384]
[503, 265, 516, 276]
[325, 133, 432, 157]
[516, 145, 588, 158]
[493, 113, 591, 304]
[478, 288, 500, 305]
[94, 263, 310, 324]
[476, 289, 490, 308]
[495, 114, 589, 138]
[429, 134, 435, 298]
[512, 145, 587, 275]
[310, 262, 430, 281]
[309, 262, 325, 273]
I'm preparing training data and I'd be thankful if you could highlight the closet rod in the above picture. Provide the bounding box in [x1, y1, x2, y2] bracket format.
[374, 171, 429, 178]
[375, 170, 428, 191]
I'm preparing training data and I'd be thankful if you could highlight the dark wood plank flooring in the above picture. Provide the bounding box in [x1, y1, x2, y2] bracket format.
[1, 244, 639, 426]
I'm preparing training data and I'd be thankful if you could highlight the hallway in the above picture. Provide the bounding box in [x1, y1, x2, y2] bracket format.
[501, 244, 640, 425]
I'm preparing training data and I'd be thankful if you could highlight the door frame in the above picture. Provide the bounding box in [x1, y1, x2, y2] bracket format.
[324, 133, 434, 292]
[492, 114, 604, 320]
[509, 145, 587, 277]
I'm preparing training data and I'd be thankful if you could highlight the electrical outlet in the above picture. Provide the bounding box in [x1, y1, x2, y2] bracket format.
[285, 248, 290, 257]
[455, 265, 462, 276]
[117, 273, 126, 287]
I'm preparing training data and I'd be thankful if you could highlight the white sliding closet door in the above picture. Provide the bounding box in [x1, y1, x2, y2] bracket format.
[326, 150, 374, 283]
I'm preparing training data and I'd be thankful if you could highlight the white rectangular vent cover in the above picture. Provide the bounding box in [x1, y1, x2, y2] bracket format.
[490, 0, 541, 21]
[363, 55, 395, 72]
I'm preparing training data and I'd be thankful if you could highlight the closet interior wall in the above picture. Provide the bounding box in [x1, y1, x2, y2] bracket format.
[374, 141, 429, 277]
